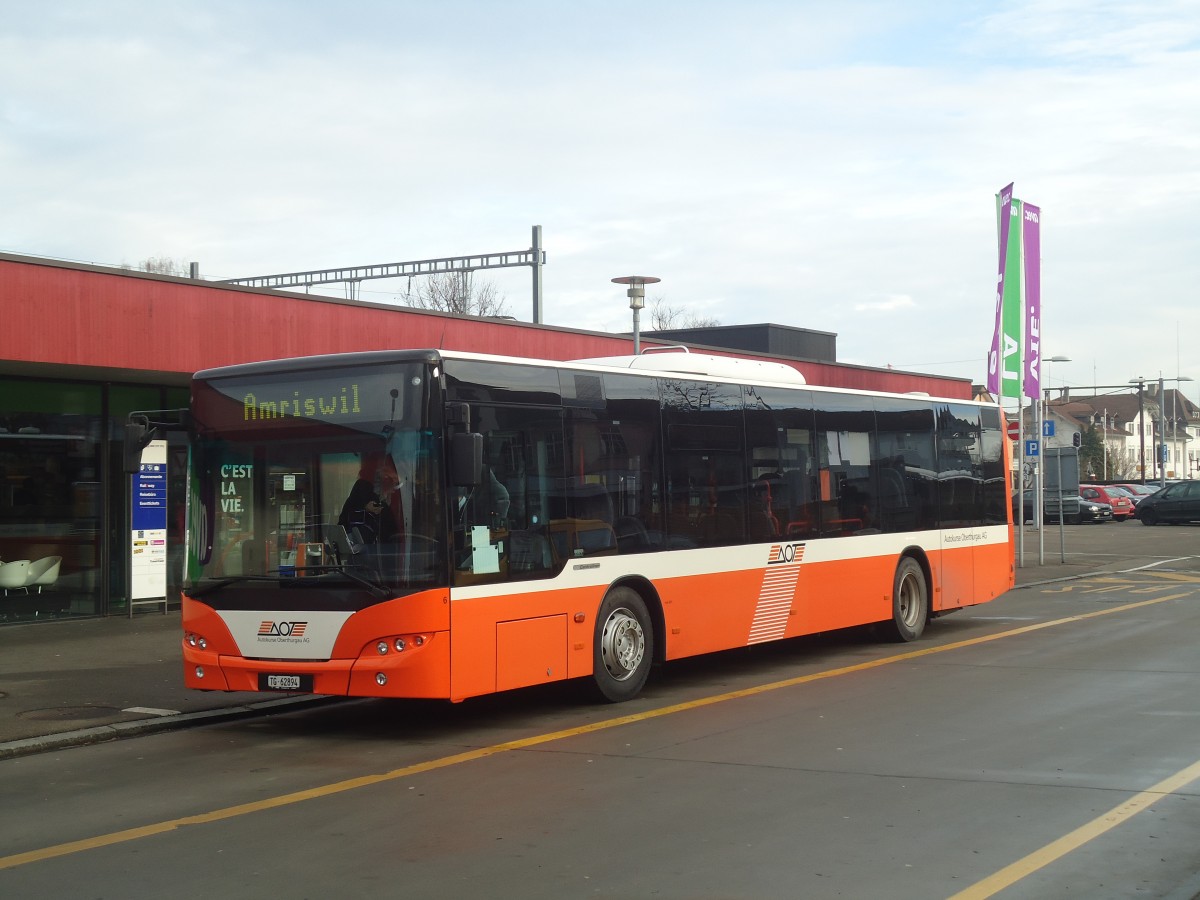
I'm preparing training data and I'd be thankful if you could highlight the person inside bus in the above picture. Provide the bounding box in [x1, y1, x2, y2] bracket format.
[750, 475, 782, 540]
[339, 453, 400, 544]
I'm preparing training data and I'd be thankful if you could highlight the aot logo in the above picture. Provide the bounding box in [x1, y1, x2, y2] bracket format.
[767, 542, 805, 565]
[258, 621, 308, 638]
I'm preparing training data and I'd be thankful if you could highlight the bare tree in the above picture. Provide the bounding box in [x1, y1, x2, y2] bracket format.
[1104, 448, 1132, 482]
[401, 271, 509, 317]
[129, 256, 190, 276]
[649, 295, 720, 331]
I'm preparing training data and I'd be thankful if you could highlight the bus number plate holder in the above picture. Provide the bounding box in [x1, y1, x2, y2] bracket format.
[259, 673, 312, 692]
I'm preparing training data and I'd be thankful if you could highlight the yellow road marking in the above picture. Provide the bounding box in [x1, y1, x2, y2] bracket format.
[1041, 569, 1200, 594]
[0, 591, 1193, 872]
[948, 755, 1200, 899]
[1099, 573, 1200, 585]
[1144, 571, 1200, 583]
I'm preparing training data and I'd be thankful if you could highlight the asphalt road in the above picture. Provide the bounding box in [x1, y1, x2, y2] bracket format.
[2, 545, 1199, 899]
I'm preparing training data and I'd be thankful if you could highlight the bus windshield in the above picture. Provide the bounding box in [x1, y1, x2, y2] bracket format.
[185, 361, 446, 599]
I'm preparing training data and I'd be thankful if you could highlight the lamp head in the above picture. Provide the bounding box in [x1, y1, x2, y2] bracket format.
[612, 275, 660, 311]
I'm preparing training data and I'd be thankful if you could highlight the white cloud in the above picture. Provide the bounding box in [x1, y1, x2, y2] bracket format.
[1, 0, 1198, 395]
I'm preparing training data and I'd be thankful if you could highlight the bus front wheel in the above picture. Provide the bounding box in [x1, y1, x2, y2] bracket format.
[591, 587, 653, 702]
[883, 557, 928, 642]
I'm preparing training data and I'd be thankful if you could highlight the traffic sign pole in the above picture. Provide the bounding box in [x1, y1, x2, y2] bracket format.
[1017, 393, 1025, 569]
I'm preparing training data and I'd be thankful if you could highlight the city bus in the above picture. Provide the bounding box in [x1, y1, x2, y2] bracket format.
[178, 347, 1013, 703]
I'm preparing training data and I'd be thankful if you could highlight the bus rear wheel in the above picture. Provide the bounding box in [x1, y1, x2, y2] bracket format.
[883, 557, 928, 642]
[591, 587, 653, 702]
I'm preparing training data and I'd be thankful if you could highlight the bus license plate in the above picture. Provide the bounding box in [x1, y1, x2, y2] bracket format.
[260, 673, 311, 692]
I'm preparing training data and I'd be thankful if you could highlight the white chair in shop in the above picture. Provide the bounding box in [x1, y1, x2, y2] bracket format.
[0, 560, 33, 595]
[28, 556, 62, 593]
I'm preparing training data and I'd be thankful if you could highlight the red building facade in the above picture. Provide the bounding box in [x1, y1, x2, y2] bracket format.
[0, 252, 970, 622]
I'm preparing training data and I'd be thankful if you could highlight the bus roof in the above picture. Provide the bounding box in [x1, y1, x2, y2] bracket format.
[195, 347, 984, 405]
[571, 347, 807, 386]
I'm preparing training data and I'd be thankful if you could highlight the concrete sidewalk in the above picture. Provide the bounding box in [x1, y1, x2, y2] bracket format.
[0, 610, 333, 759]
[1, 523, 1194, 760]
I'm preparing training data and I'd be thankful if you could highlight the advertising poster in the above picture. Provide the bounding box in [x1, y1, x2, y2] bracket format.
[1022, 203, 1042, 400]
[999, 197, 1024, 399]
[131, 439, 168, 600]
[987, 183, 1014, 395]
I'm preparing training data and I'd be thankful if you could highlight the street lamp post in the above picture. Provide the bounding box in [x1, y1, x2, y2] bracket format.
[1167, 376, 1193, 479]
[1131, 378, 1147, 484]
[1102, 407, 1109, 479]
[1157, 375, 1165, 488]
[611, 275, 660, 356]
[1171, 388, 1178, 477]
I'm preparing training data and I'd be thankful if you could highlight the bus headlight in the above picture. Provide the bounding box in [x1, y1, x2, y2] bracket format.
[376, 641, 389, 655]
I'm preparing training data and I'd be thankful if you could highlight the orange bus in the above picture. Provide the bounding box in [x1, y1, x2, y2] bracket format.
[179, 348, 1013, 703]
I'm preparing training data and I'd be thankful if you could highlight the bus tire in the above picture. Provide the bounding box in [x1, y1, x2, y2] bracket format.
[591, 587, 653, 703]
[883, 556, 928, 643]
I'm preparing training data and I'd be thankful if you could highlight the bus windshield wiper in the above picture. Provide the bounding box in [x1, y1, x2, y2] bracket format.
[291, 565, 393, 599]
[188, 569, 391, 599]
[188, 575, 285, 597]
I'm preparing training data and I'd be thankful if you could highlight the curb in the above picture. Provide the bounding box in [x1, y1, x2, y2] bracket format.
[0, 695, 342, 761]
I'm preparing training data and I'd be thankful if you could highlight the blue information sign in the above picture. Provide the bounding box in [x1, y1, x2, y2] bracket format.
[130, 440, 168, 603]
[1043, 420, 1055, 437]
[132, 462, 168, 530]
[1025, 440, 1040, 457]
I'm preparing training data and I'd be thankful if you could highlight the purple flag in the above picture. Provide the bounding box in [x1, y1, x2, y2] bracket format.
[1022, 203, 1041, 400]
[987, 183, 1014, 395]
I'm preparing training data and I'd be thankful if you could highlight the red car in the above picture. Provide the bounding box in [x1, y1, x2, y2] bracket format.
[1080, 485, 1136, 520]
[1115, 483, 1159, 504]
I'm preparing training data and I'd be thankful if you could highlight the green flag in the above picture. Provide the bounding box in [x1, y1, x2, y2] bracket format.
[998, 197, 1023, 399]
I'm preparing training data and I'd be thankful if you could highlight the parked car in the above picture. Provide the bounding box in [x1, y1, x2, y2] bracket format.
[1080, 485, 1136, 520]
[1132, 481, 1200, 525]
[1070, 495, 1114, 524]
[1104, 485, 1141, 506]
[1013, 490, 1113, 525]
[1115, 483, 1160, 504]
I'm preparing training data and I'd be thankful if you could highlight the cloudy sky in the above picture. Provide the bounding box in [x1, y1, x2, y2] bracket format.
[3, 1, 1198, 397]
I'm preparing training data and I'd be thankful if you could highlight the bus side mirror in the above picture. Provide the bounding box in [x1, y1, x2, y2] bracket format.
[123, 417, 154, 474]
[451, 432, 483, 487]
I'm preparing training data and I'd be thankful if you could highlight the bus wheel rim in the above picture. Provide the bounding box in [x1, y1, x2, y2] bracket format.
[601, 608, 645, 681]
[897, 571, 921, 628]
